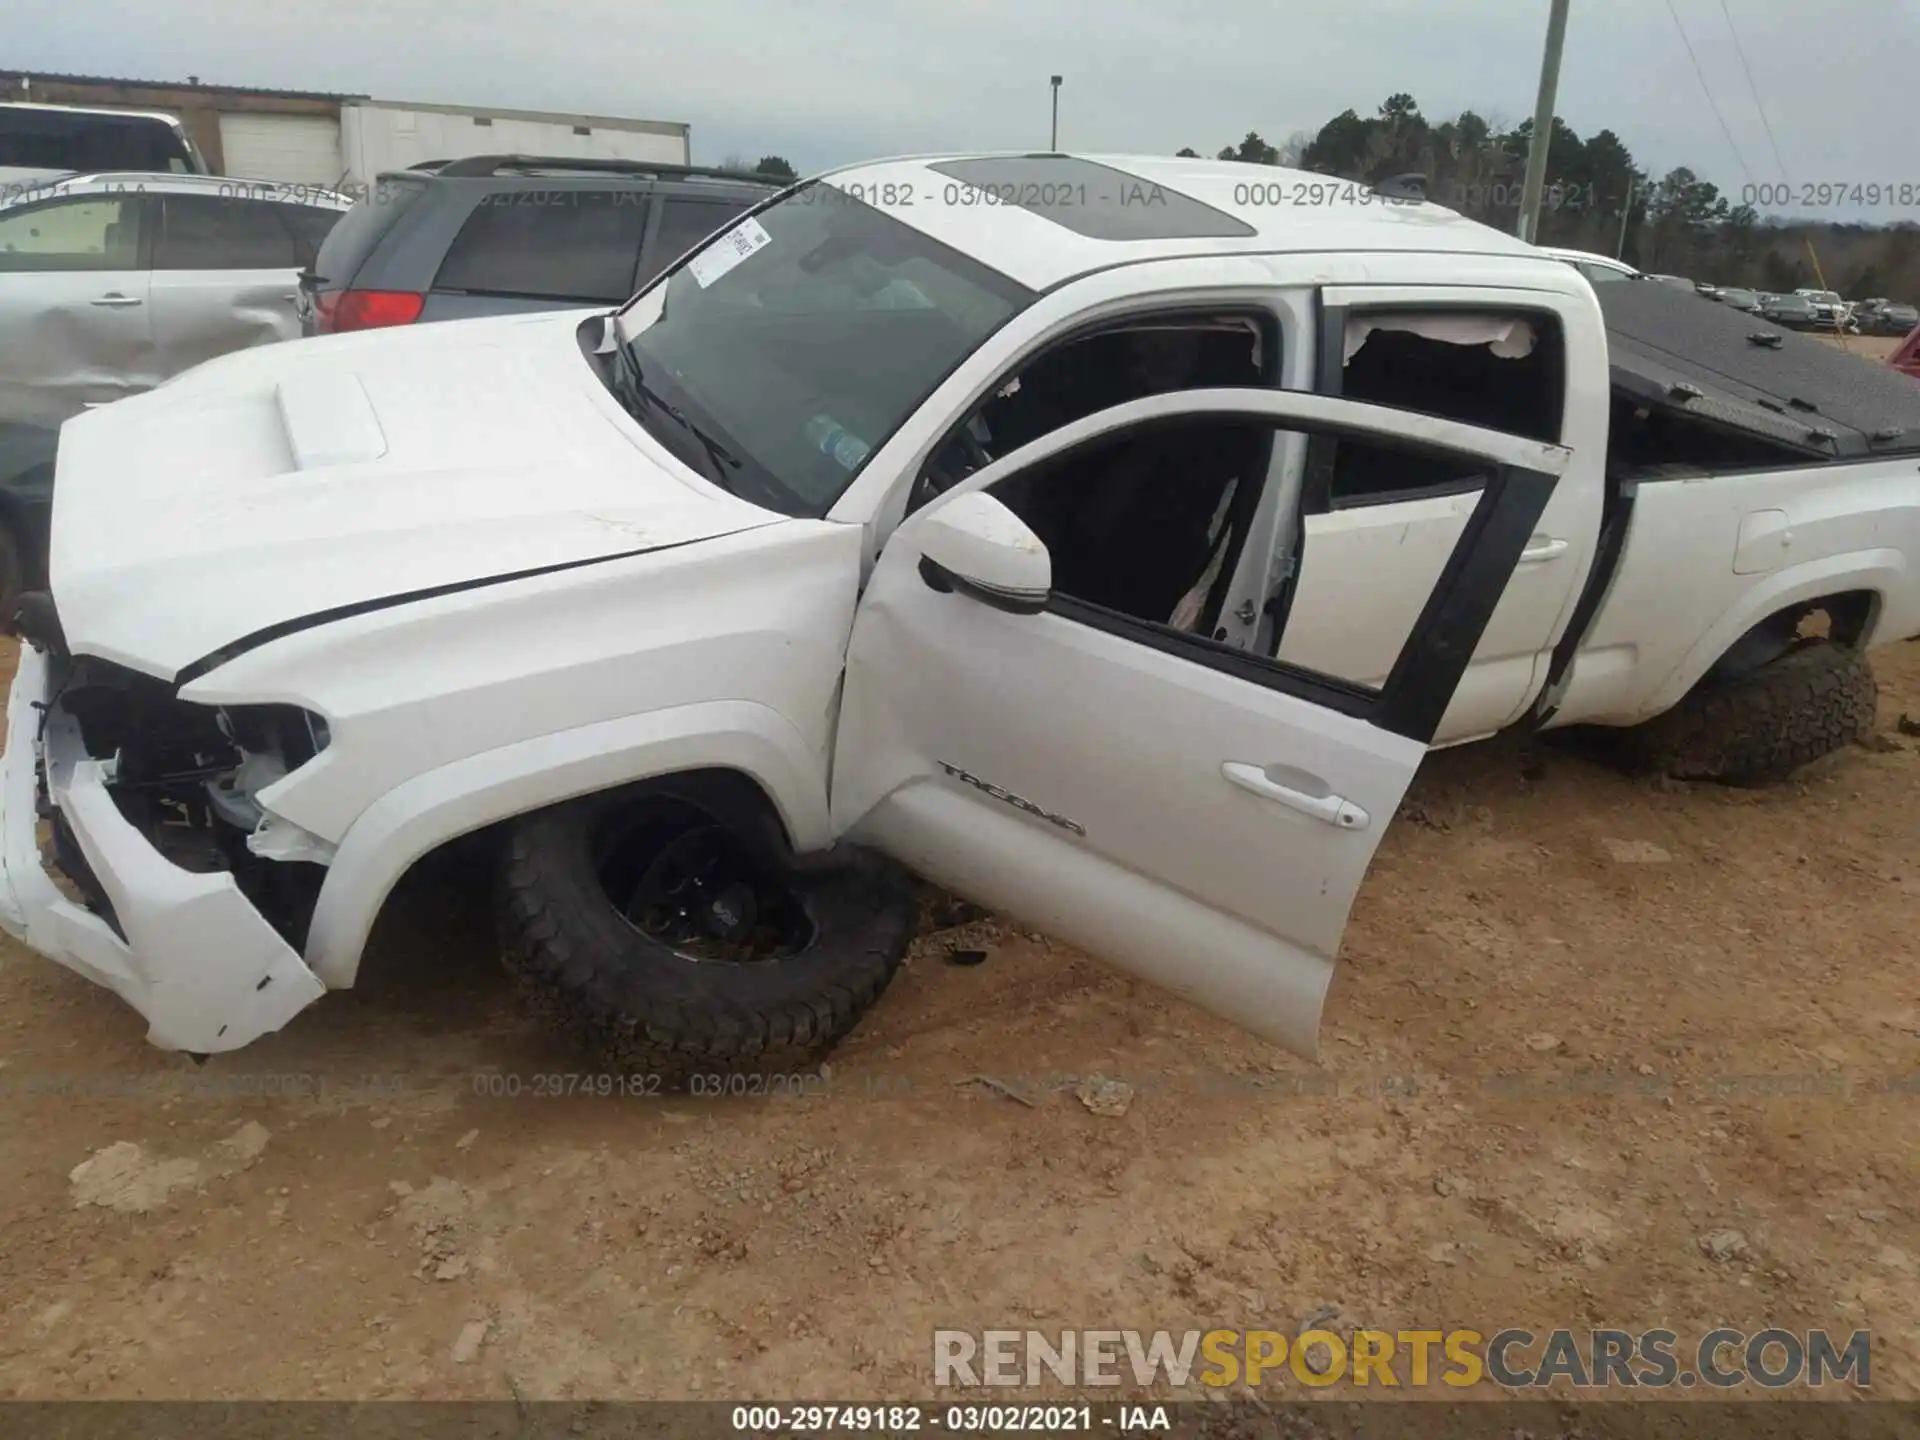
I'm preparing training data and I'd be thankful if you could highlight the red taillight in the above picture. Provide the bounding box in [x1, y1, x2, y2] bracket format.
[315, 289, 425, 334]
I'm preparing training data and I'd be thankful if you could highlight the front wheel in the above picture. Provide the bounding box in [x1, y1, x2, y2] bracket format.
[495, 774, 918, 1080]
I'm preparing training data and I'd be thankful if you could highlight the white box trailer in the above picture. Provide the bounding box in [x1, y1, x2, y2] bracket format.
[219, 112, 344, 186]
[338, 101, 689, 188]
[211, 100, 690, 188]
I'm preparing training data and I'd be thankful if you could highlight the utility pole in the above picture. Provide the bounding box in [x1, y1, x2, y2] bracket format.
[1515, 0, 1572, 244]
[1614, 176, 1635, 259]
[1050, 75, 1063, 151]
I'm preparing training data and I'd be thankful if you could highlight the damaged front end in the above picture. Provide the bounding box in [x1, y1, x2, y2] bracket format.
[0, 629, 333, 1053]
[59, 656, 335, 938]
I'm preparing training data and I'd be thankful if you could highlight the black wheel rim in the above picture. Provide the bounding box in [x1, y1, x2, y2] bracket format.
[593, 798, 814, 964]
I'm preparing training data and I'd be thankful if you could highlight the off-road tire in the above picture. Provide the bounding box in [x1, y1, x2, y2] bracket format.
[495, 775, 917, 1081]
[1624, 639, 1878, 784]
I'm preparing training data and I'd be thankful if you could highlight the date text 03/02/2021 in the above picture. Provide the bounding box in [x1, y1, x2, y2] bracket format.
[795, 180, 1174, 211]
[729, 1405, 1165, 1433]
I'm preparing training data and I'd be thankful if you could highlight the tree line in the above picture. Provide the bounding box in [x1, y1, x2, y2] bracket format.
[718, 155, 798, 180]
[1179, 96, 1916, 301]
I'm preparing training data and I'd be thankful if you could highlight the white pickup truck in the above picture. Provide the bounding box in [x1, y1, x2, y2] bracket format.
[4, 153, 1918, 1077]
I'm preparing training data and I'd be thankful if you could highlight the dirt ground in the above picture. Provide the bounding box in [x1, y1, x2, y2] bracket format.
[1817, 333, 1904, 361]
[0, 626, 1915, 1405]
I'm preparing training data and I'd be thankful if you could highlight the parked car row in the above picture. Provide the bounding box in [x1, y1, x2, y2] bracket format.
[1851, 297, 1920, 336]
[1534, 248, 1917, 340]
[0, 154, 779, 615]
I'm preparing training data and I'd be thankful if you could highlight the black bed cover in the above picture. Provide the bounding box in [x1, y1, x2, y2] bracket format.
[1596, 280, 1920, 461]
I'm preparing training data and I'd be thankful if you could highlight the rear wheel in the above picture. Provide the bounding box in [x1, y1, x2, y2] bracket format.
[1622, 639, 1878, 784]
[495, 774, 917, 1081]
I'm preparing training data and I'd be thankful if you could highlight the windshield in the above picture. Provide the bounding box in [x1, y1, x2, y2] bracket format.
[613, 181, 1035, 517]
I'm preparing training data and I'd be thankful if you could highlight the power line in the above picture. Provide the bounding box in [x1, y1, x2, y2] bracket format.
[1662, 0, 1754, 187]
[1715, 0, 1791, 183]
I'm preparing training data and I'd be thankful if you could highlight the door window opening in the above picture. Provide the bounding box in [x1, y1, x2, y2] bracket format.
[989, 417, 1271, 636]
[917, 313, 1271, 511]
[1323, 309, 1564, 506]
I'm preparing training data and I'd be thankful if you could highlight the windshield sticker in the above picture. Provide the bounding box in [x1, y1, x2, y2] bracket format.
[687, 216, 772, 288]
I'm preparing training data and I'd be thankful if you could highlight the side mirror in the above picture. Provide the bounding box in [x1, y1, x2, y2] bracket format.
[916, 492, 1051, 616]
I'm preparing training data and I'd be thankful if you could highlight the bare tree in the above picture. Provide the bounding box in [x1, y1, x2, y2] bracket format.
[1274, 129, 1315, 168]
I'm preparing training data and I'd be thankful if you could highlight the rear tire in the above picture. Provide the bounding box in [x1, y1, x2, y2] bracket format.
[495, 774, 917, 1081]
[1623, 639, 1878, 784]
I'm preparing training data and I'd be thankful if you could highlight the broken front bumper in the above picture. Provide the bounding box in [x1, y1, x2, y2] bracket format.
[0, 643, 327, 1052]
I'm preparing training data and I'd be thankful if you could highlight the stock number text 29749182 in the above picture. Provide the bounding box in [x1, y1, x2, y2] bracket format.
[730, 1405, 1101, 1433]
[1743, 181, 1920, 209]
[797, 181, 1109, 210]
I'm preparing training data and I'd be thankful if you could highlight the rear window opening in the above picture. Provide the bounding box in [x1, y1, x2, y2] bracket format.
[1321, 310, 1565, 505]
[1338, 312, 1564, 439]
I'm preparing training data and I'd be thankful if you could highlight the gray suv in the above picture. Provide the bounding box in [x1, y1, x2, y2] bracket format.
[301, 154, 782, 335]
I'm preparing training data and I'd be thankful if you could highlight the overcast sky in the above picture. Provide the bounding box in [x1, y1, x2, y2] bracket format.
[6, 0, 1917, 218]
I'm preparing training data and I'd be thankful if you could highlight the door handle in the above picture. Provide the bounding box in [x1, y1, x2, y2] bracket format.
[90, 293, 143, 307]
[1221, 762, 1370, 830]
[1520, 536, 1569, 562]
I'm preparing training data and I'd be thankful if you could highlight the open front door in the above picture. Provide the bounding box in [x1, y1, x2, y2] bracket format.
[831, 388, 1569, 1057]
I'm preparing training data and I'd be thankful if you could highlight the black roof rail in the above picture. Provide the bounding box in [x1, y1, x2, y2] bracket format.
[430, 153, 779, 184]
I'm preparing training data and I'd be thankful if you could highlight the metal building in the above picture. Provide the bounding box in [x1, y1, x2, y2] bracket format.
[6, 72, 692, 187]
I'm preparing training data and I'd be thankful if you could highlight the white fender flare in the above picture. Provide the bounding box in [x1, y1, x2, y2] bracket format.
[301, 700, 829, 990]
[1640, 550, 1901, 719]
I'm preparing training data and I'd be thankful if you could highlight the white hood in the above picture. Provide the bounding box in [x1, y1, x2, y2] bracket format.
[49, 310, 783, 678]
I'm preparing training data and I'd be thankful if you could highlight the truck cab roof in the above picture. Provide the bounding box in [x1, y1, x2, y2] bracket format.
[815, 152, 1553, 292]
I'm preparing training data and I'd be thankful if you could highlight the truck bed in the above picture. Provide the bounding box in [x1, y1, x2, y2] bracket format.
[1597, 281, 1920, 462]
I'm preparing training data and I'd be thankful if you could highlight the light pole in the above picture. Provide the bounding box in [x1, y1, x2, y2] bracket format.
[1050, 75, 1062, 151]
[1516, 0, 1572, 243]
